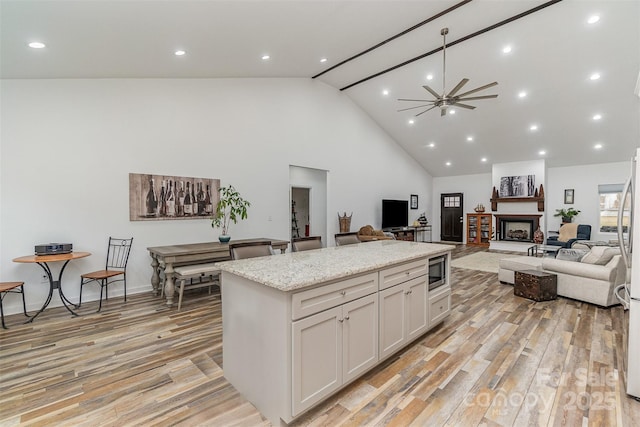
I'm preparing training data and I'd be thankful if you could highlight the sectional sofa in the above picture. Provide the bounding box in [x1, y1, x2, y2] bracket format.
[498, 246, 625, 307]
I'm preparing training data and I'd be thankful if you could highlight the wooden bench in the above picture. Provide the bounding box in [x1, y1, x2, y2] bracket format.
[172, 263, 220, 311]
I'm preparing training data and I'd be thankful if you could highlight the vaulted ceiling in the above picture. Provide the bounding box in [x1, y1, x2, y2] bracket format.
[2, 0, 639, 177]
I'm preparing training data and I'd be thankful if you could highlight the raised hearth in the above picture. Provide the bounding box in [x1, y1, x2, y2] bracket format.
[495, 214, 542, 243]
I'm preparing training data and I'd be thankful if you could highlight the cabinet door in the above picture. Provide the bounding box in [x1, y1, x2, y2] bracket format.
[292, 306, 342, 416]
[406, 277, 428, 341]
[379, 284, 406, 359]
[342, 294, 378, 383]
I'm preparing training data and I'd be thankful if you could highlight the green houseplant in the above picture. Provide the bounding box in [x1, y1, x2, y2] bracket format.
[554, 207, 580, 223]
[211, 185, 251, 242]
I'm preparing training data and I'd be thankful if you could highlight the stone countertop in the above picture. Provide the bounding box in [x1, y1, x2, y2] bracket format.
[216, 240, 455, 292]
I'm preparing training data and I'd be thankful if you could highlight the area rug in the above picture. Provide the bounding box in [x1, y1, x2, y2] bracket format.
[450, 252, 507, 273]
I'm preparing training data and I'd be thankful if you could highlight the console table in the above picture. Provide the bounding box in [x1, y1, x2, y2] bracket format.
[387, 226, 432, 243]
[147, 238, 289, 306]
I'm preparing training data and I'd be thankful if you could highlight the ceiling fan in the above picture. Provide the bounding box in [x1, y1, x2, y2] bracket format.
[398, 28, 498, 117]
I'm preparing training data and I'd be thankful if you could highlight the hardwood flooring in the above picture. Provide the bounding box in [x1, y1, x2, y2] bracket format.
[1, 245, 639, 426]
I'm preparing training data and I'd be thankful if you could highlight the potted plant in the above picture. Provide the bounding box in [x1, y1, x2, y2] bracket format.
[554, 207, 580, 223]
[211, 185, 251, 242]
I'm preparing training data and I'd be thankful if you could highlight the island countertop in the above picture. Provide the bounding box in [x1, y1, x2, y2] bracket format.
[216, 240, 455, 292]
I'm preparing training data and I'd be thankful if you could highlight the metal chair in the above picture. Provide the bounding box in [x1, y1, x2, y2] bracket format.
[0, 281, 28, 329]
[229, 241, 273, 260]
[335, 232, 360, 246]
[292, 236, 323, 252]
[79, 237, 133, 312]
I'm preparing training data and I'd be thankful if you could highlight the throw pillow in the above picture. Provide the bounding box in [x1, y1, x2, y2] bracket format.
[556, 248, 589, 262]
[558, 223, 578, 242]
[580, 246, 619, 265]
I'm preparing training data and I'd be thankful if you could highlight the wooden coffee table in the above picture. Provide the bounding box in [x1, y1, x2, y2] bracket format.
[514, 270, 557, 302]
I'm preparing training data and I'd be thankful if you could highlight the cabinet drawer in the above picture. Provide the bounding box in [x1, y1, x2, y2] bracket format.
[292, 273, 378, 320]
[429, 287, 451, 325]
[379, 259, 427, 290]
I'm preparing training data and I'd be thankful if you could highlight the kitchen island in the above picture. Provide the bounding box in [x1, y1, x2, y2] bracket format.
[217, 240, 454, 426]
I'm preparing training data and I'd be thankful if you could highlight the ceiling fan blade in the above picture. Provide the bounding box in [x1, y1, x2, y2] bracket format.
[453, 103, 476, 110]
[415, 105, 438, 116]
[455, 81, 498, 98]
[398, 104, 434, 112]
[457, 94, 498, 101]
[422, 85, 442, 99]
[447, 78, 469, 97]
[397, 98, 437, 103]
[440, 107, 447, 117]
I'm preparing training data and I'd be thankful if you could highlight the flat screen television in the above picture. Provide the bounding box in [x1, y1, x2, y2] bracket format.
[382, 199, 408, 229]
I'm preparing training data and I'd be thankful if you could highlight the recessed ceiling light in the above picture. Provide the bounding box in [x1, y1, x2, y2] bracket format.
[481, 157, 488, 162]
[174, 50, 186, 56]
[539, 150, 546, 156]
[320, 58, 328, 63]
[502, 45, 512, 54]
[382, 89, 389, 96]
[28, 41, 45, 49]
[261, 54, 270, 60]
[449, 109, 456, 115]
[587, 15, 600, 24]
[530, 124, 538, 131]
[445, 161, 452, 166]
[467, 136, 473, 142]
[408, 119, 415, 125]
[590, 72, 601, 80]
[426, 74, 434, 81]
[426, 142, 435, 148]
[594, 143, 603, 149]
[518, 91, 527, 98]
[592, 114, 602, 121]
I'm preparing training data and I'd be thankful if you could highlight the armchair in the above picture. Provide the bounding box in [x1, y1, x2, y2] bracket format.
[546, 224, 591, 249]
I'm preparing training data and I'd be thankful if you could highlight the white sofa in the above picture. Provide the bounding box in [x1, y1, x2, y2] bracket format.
[498, 247, 625, 307]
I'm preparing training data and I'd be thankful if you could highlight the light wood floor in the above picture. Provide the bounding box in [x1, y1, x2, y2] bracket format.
[1, 245, 639, 426]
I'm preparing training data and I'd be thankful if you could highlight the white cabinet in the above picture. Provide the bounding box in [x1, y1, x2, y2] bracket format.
[221, 249, 452, 427]
[429, 286, 451, 326]
[292, 305, 342, 415]
[292, 291, 378, 416]
[379, 276, 428, 359]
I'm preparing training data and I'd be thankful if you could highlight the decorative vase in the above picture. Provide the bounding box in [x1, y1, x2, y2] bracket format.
[219, 235, 231, 243]
[533, 226, 544, 244]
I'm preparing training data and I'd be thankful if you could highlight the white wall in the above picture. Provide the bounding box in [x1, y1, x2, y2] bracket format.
[431, 160, 632, 245]
[547, 160, 630, 240]
[0, 78, 432, 315]
[432, 173, 492, 242]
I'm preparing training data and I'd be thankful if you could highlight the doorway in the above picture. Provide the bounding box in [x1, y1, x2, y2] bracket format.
[441, 193, 463, 242]
[289, 165, 328, 246]
[291, 187, 310, 239]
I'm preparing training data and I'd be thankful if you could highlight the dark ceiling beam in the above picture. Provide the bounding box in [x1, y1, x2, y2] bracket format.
[339, 0, 564, 91]
[311, 0, 473, 80]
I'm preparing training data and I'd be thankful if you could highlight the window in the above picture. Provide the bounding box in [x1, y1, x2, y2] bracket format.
[599, 184, 630, 233]
[443, 196, 460, 208]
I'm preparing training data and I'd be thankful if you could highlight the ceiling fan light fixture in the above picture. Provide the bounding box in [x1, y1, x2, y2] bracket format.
[397, 28, 498, 118]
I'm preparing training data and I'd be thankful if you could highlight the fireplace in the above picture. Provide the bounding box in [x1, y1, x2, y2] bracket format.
[495, 214, 542, 242]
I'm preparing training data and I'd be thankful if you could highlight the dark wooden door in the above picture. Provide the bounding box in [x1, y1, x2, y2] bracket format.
[441, 193, 463, 242]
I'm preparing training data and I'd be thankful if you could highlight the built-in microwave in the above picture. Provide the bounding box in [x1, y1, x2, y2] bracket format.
[428, 255, 447, 291]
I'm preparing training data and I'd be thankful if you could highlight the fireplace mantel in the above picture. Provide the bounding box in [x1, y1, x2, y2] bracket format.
[490, 184, 545, 212]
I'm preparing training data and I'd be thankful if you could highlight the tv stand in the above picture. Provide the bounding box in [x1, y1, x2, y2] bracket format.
[386, 226, 432, 242]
